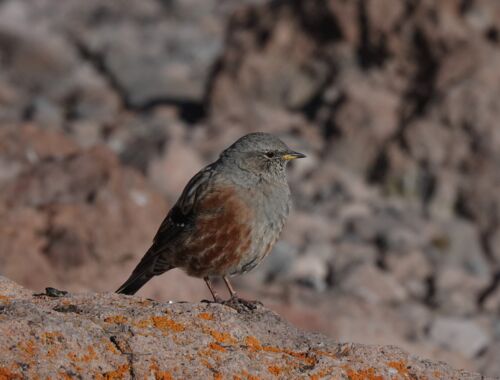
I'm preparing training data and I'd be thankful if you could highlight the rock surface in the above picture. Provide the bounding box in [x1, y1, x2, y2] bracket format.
[0, 276, 486, 379]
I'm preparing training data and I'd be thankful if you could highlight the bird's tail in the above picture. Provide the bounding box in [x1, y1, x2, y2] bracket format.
[116, 245, 174, 295]
[116, 271, 153, 295]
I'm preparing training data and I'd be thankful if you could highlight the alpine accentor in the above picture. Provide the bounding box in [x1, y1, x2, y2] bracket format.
[116, 132, 305, 307]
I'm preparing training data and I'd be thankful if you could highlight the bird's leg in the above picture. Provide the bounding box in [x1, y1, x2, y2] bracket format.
[222, 276, 262, 311]
[223, 276, 237, 298]
[203, 277, 223, 303]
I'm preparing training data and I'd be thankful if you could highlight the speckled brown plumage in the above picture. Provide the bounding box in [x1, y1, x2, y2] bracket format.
[178, 186, 254, 278]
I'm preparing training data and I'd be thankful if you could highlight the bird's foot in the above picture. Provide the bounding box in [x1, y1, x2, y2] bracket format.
[222, 296, 263, 312]
[201, 296, 224, 304]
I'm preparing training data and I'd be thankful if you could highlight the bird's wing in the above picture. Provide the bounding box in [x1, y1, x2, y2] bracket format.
[153, 164, 216, 244]
[115, 171, 212, 294]
[128, 164, 218, 276]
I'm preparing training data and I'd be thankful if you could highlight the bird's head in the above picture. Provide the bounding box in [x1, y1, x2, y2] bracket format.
[220, 132, 305, 180]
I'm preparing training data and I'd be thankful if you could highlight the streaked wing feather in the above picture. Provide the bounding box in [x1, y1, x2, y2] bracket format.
[133, 164, 217, 273]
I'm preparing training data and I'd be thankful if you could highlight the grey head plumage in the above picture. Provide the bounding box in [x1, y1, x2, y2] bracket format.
[219, 132, 305, 182]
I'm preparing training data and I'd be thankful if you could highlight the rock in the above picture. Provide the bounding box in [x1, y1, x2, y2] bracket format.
[434, 267, 490, 315]
[149, 134, 205, 201]
[479, 341, 500, 379]
[7, 0, 265, 107]
[264, 288, 482, 374]
[487, 228, 500, 265]
[322, 73, 401, 174]
[288, 253, 329, 291]
[207, 0, 500, 272]
[0, 276, 486, 379]
[281, 211, 341, 247]
[329, 242, 378, 280]
[245, 240, 299, 285]
[340, 201, 429, 253]
[482, 279, 500, 313]
[387, 250, 432, 299]
[433, 220, 490, 277]
[341, 264, 407, 304]
[429, 317, 490, 359]
[0, 126, 168, 296]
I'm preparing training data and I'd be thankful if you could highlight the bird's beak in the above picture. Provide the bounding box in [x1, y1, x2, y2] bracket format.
[282, 151, 306, 161]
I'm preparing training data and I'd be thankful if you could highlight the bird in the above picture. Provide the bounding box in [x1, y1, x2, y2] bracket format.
[116, 132, 305, 308]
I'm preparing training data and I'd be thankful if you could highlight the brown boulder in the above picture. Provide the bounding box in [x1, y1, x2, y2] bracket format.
[0, 125, 167, 295]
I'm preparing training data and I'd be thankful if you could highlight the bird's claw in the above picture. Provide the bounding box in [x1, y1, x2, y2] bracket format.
[201, 296, 224, 304]
[221, 296, 262, 312]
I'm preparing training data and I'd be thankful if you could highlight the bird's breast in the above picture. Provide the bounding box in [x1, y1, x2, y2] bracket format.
[177, 185, 254, 276]
[234, 182, 291, 274]
[179, 180, 291, 277]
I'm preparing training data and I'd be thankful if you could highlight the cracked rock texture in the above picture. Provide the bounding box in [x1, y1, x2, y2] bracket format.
[0, 276, 487, 379]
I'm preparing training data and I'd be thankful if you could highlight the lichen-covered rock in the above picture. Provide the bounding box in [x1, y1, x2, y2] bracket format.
[0, 276, 487, 379]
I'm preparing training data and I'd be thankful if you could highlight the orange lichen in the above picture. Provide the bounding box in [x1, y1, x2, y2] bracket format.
[41, 332, 63, 344]
[239, 371, 260, 380]
[201, 358, 213, 370]
[198, 344, 224, 367]
[344, 367, 383, 380]
[104, 341, 120, 355]
[149, 361, 173, 380]
[58, 371, 75, 380]
[244, 336, 262, 350]
[262, 347, 316, 367]
[282, 349, 315, 364]
[17, 340, 37, 357]
[387, 361, 409, 377]
[154, 372, 173, 380]
[134, 316, 186, 333]
[208, 342, 226, 352]
[0, 295, 10, 302]
[135, 319, 151, 328]
[309, 368, 332, 379]
[198, 312, 214, 320]
[171, 334, 190, 346]
[432, 371, 442, 379]
[104, 315, 128, 324]
[209, 330, 237, 344]
[46, 347, 59, 359]
[0, 367, 22, 380]
[312, 350, 337, 359]
[96, 364, 130, 380]
[243, 336, 317, 368]
[267, 365, 281, 376]
[67, 346, 97, 363]
[261, 346, 280, 353]
[213, 373, 223, 380]
[84, 346, 97, 362]
[151, 316, 185, 333]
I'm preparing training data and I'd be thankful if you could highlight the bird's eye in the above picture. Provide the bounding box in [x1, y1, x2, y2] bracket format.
[265, 152, 275, 159]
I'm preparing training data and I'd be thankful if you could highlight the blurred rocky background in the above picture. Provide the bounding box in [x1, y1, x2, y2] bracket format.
[0, 0, 499, 377]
